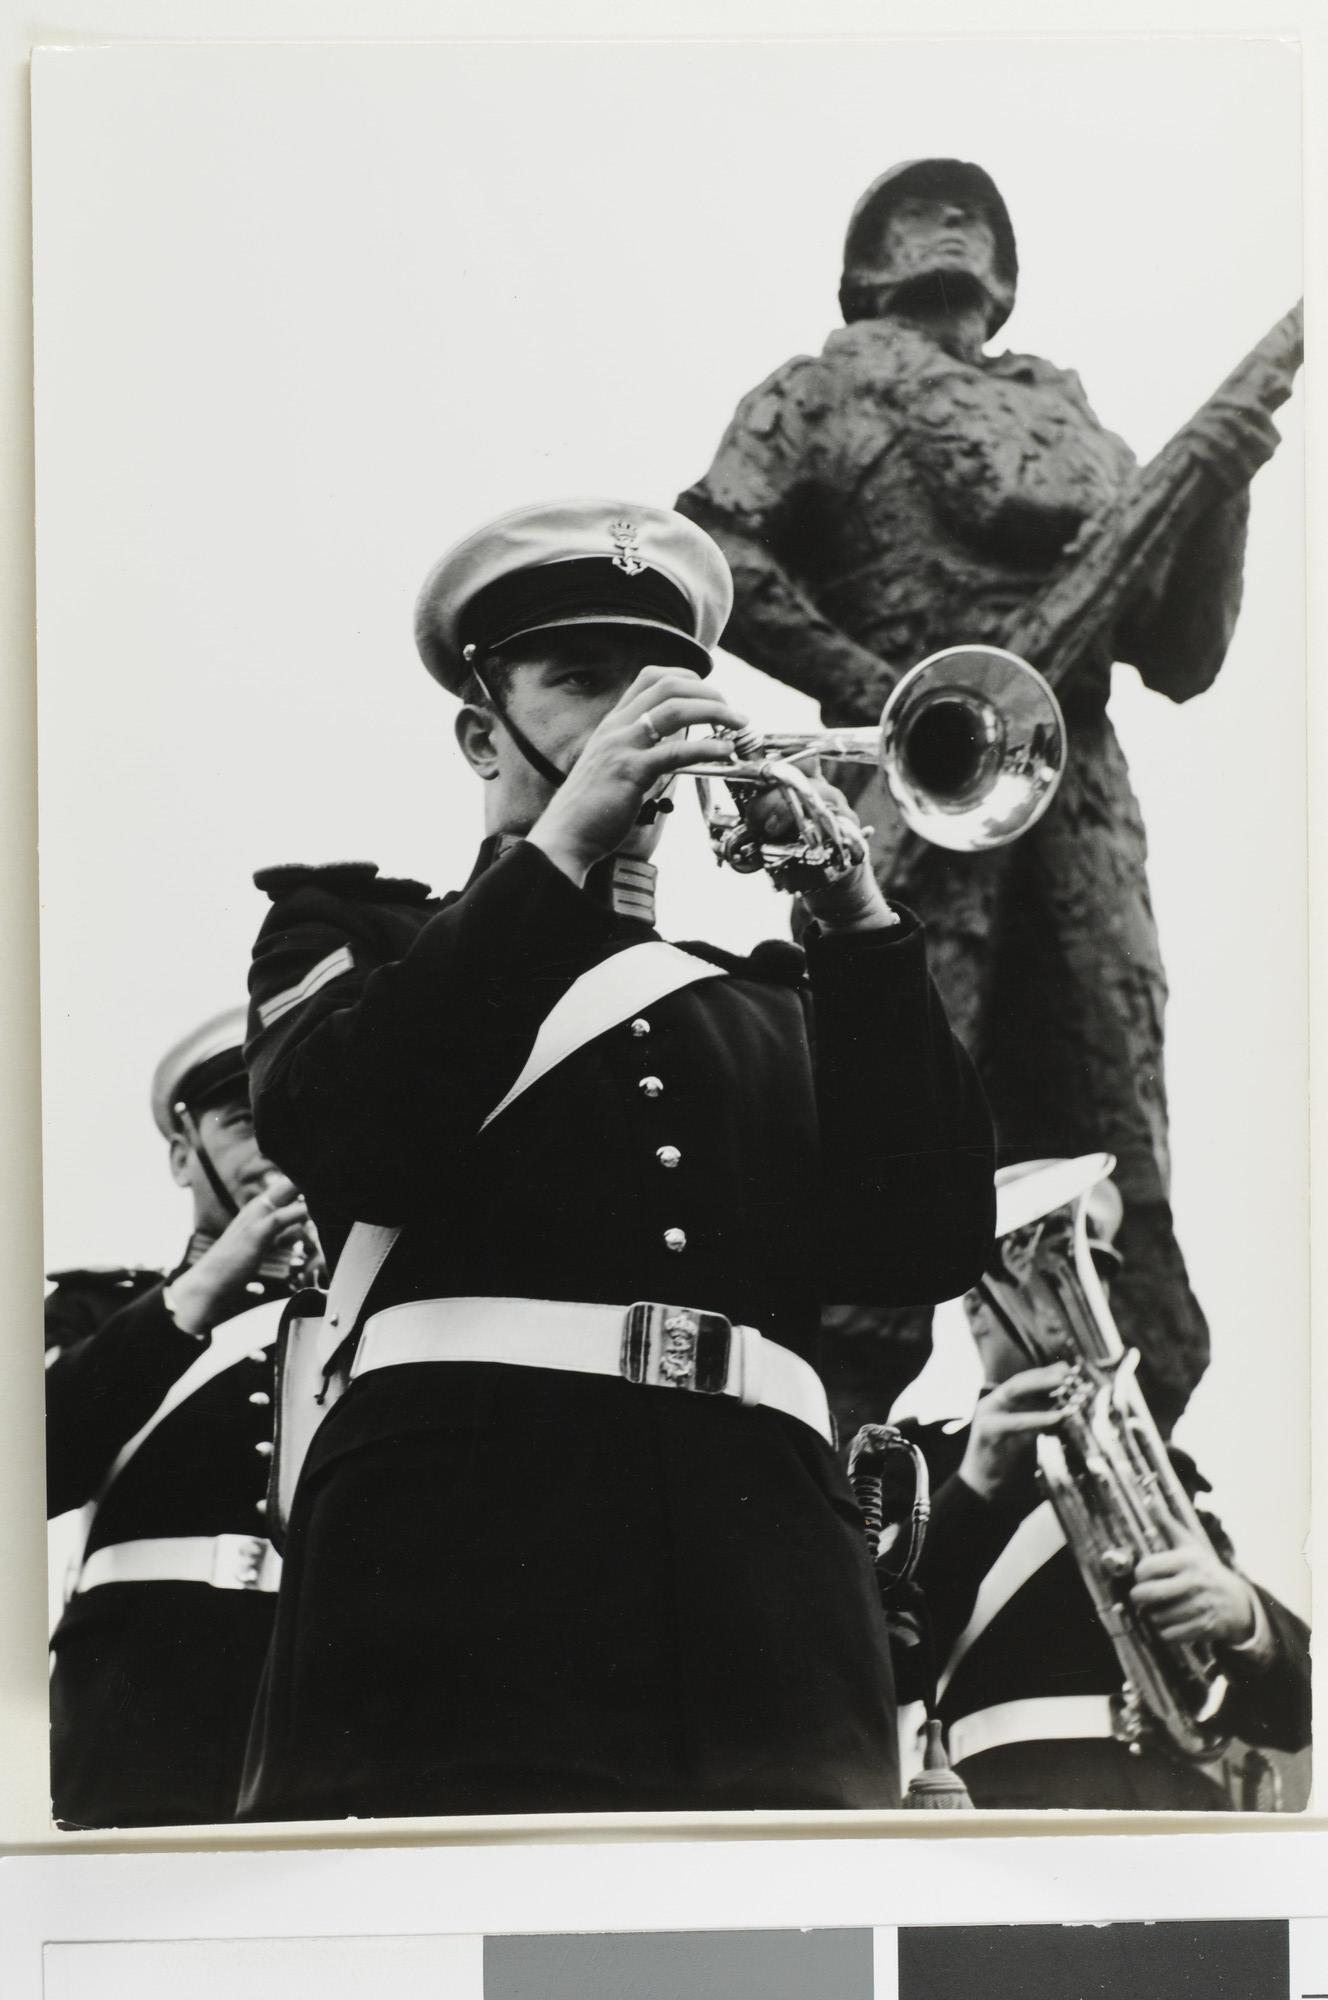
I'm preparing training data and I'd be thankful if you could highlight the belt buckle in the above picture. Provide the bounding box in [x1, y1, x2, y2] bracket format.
[211, 1533, 269, 1591]
[621, 1302, 732, 1395]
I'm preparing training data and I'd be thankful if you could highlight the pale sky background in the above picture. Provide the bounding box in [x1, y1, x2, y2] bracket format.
[32, 36, 1306, 1612]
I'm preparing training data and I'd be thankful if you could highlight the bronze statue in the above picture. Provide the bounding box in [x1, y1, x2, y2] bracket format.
[678, 159, 1300, 1434]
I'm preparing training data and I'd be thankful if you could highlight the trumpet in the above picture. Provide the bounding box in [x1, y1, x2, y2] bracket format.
[275, 1222, 326, 1293]
[679, 644, 1065, 885]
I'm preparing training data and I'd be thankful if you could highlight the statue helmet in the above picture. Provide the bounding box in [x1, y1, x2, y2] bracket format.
[839, 158, 1018, 335]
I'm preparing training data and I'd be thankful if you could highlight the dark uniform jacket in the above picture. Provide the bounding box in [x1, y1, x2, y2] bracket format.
[46, 1260, 286, 1828]
[238, 838, 994, 1821]
[897, 1418, 1311, 1810]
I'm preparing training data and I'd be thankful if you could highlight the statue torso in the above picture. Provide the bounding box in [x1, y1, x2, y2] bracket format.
[786, 321, 1136, 684]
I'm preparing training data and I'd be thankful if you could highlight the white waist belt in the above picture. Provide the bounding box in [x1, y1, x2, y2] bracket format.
[77, 1533, 282, 1595]
[352, 1296, 834, 1444]
[947, 1694, 1120, 1767]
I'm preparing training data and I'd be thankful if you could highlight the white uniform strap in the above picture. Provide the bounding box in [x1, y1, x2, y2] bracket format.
[102, 1299, 285, 1490]
[936, 1498, 1067, 1699]
[64, 1299, 286, 1602]
[481, 941, 723, 1129]
[946, 1695, 1118, 1766]
[320, 941, 726, 1370]
[314, 1222, 401, 1375]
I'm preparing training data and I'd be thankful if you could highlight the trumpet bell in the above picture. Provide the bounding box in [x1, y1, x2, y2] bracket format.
[880, 645, 1066, 852]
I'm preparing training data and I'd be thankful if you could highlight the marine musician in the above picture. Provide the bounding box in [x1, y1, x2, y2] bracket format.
[46, 1009, 313, 1827]
[238, 497, 994, 1820]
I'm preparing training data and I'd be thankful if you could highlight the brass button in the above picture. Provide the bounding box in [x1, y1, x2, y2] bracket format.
[656, 1145, 681, 1170]
[663, 1228, 687, 1253]
[254, 1498, 268, 1515]
[249, 1390, 271, 1406]
[245, 1279, 265, 1295]
[639, 1075, 664, 1099]
[630, 1017, 651, 1038]
[254, 1439, 274, 1457]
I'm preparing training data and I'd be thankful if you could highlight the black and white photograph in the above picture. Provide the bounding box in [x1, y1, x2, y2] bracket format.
[29, 29, 1308, 1831]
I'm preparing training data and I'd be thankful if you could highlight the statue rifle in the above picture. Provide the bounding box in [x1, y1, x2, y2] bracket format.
[999, 301, 1303, 690]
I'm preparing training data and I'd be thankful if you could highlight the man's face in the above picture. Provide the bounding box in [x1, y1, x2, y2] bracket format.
[964, 1290, 1036, 1386]
[170, 1093, 276, 1231]
[468, 628, 696, 846]
[872, 192, 999, 295]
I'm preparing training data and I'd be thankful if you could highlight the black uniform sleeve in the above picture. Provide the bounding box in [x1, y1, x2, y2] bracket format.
[45, 1284, 200, 1517]
[247, 843, 624, 1224]
[877, 1421, 1023, 1695]
[910, 1472, 1028, 1663]
[1217, 1588, 1312, 1753]
[1175, 1474, 1313, 1752]
[804, 911, 995, 1304]
[44, 1271, 157, 1360]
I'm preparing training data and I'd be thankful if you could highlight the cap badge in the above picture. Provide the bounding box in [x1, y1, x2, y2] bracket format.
[609, 520, 645, 577]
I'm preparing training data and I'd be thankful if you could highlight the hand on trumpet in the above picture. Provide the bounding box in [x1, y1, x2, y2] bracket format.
[164, 1173, 316, 1336]
[735, 762, 900, 932]
[527, 666, 746, 886]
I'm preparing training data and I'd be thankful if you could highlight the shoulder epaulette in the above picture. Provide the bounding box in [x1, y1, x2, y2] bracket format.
[674, 938, 806, 986]
[45, 1265, 163, 1291]
[747, 939, 807, 985]
[1165, 1444, 1212, 1497]
[253, 860, 435, 906]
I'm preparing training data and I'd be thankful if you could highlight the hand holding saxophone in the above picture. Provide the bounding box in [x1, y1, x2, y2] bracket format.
[958, 1363, 1072, 1503]
[1130, 1499, 1262, 1652]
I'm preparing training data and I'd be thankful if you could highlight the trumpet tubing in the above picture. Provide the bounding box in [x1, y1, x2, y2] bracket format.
[679, 644, 1066, 878]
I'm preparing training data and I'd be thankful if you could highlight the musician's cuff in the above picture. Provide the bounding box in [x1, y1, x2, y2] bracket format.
[160, 1282, 211, 1344]
[1225, 1583, 1275, 1669]
[804, 899, 923, 956]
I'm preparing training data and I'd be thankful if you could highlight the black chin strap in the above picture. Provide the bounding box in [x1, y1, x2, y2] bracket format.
[473, 664, 671, 825]
[174, 1103, 241, 1221]
[473, 667, 568, 793]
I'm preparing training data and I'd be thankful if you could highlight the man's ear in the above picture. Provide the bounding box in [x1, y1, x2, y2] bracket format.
[167, 1131, 195, 1189]
[455, 702, 501, 781]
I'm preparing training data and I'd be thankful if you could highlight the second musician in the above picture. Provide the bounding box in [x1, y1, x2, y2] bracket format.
[892, 1162, 1310, 1809]
[46, 1008, 314, 1828]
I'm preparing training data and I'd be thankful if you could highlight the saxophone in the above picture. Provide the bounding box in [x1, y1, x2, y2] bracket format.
[978, 1153, 1230, 1763]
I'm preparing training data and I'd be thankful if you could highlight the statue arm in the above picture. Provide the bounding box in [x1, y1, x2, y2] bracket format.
[677, 358, 892, 719]
[1115, 310, 1298, 701]
[1113, 484, 1251, 703]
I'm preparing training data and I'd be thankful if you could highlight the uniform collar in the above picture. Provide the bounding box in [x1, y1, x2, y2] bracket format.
[179, 1228, 301, 1288]
[472, 834, 658, 927]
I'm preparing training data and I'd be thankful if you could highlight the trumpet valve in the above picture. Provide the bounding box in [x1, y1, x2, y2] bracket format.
[725, 722, 766, 762]
[714, 824, 767, 874]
